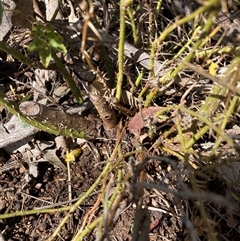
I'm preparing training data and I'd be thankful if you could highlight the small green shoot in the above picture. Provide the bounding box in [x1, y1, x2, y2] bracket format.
[28, 23, 67, 68]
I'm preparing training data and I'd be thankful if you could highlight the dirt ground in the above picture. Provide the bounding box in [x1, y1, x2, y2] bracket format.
[1, 134, 240, 240]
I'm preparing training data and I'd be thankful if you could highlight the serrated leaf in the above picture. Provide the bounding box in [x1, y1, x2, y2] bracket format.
[39, 47, 52, 68]
[27, 38, 45, 52]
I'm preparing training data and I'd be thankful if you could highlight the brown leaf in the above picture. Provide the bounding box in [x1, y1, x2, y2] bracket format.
[128, 107, 162, 136]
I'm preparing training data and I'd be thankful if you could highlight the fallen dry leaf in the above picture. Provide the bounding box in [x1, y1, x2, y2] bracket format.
[128, 107, 162, 136]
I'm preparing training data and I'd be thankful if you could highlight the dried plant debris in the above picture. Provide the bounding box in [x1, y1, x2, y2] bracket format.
[0, 114, 38, 150]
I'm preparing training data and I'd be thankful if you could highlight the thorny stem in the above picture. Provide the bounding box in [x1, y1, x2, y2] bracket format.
[172, 26, 201, 60]
[109, 148, 123, 207]
[155, 0, 163, 18]
[185, 154, 217, 241]
[0, 94, 87, 138]
[116, 0, 133, 101]
[212, 95, 238, 151]
[19, 101, 101, 138]
[135, 68, 145, 87]
[116, 1, 126, 101]
[48, 162, 113, 241]
[162, 6, 219, 83]
[176, 105, 233, 146]
[211, 61, 240, 152]
[149, 0, 221, 74]
[74, 217, 102, 241]
[155, 104, 233, 149]
[48, 125, 124, 241]
[127, 7, 138, 46]
[144, 86, 158, 107]
[145, 1, 221, 106]
[0, 206, 71, 219]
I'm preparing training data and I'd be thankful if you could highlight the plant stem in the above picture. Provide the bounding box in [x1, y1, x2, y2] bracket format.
[116, 1, 126, 101]
[0, 41, 33, 66]
[51, 52, 83, 104]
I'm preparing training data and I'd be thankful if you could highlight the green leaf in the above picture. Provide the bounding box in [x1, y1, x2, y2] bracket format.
[31, 23, 44, 37]
[49, 38, 67, 53]
[136, 4, 141, 11]
[39, 47, 52, 68]
[44, 25, 53, 33]
[30, 23, 67, 54]
[29, 23, 67, 66]
[27, 38, 45, 52]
